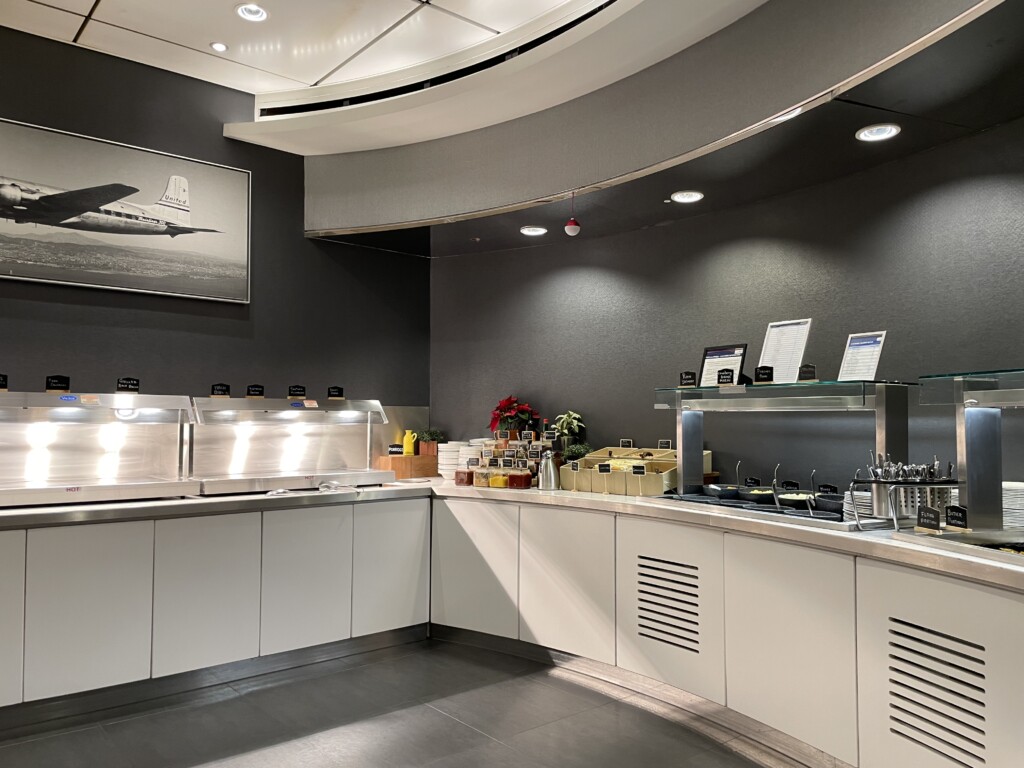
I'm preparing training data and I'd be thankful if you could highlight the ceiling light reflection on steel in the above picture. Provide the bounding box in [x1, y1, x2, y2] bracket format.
[520, 226, 547, 236]
[670, 190, 704, 204]
[210, 42, 229, 53]
[855, 123, 901, 142]
[236, 3, 268, 22]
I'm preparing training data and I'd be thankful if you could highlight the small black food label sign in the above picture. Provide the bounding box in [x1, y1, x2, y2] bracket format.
[745, 476, 762, 487]
[679, 371, 697, 388]
[501, 458, 514, 468]
[798, 363, 817, 382]
[327, 386, 344, 399]
[497, 430, 511, 440]
[819, 483, 839, 495]
[116, 377, 140, 393]
[482, 449, 494, 459]
[781, 480, 800, 491]
[521, 431, 536, 441]
[754, 365, 774, 384]
[467, 458, 480, 467]
[388, 444, 403, 455]
[488, 458, 500, 467]
[632, 464, 646, 476]
[210, 382, 230, 397]
[0, 373, 7, 390]
[46, 374, 70, 392]
[516, 459, 529, 469]
[598, 463, 612, 474]
[570, 461, 580, 472]
[917, 505, 942, 531]
[504, 449, 517, 458]
[246, 384, 265, 398]
[619, 439, 633, 448]
[528, 450, 541, 460]
[658, 439, 671, 449]
[542, 430, 558, 441]
[946, 505, 969, 530]
[717, 369, 735, 385]
[288, 385, 306, 399]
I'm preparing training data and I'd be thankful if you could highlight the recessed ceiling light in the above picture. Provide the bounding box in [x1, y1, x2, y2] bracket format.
[670, 190, 704, 204]
[855, 123, 901, 142]
[771, 107, 802, 123]
[236, 3, 268, 22]
[520, 226, 547, 236]
[210, 42, 228, 53]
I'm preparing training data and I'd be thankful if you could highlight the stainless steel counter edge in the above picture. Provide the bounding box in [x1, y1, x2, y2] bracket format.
[434, 484, 1024, 594]
[0, 484, 432, 529]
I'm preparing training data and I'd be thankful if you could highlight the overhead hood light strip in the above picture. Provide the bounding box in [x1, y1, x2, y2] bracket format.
[262, 0, 620, 118]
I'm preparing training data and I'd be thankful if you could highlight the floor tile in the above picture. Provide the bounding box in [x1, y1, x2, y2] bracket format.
[428, 675, 604, 739]
[0, 725, 132, 768]
[423, 739, 548, 768]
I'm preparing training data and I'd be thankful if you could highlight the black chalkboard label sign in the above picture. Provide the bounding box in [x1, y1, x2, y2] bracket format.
[528, 450, 541, 460]
[467, 458, 480, 467]
[717, 369, 735, 385]
[501, 458, 514, 468]
[46, 374, 70, 392]
[516, 459, 529, 469]
[946, 505, 969, 529]
[0, 373, 7, 390]
[327, 386, 344, 399]
[497, 430, 511, 440]
[798, 363, 818, 381]
[819, 483, 839, 495]
[598, 463, 612, 474]
[504, 449, 517, 458]
[543, 430, 558, 441]
[482, 449, 494, 459]
[211, 382, 230, 397]
[521, 431, 536, 441]
[781, 480, 800, 491]
[570, 461, 580, 472]
[632, 464, 646, 476]
[917, 505, 942, 531]
[288, 385, 306, 399]
[388, 444, 403, 455]
[745, 477, 762, 487]
[116, 377, 140, 393]
[489, 458, 500, 467]
[658, 439, 672, 449]
[679, 371, 697, 387]
[246, 384, 265, 398]
[754, 366, 774, 384]
[619, 439, 633, 448]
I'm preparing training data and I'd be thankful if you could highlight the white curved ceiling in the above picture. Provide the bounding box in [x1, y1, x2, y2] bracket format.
[1, 0, 766, 155]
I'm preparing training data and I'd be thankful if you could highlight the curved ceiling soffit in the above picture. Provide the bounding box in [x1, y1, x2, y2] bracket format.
[301, 0, 999, 236]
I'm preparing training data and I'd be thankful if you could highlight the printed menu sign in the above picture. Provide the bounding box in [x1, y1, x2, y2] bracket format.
[758, 319, 811, 384]
[838, 331, 887, 381]
[700, 344, 746, 387]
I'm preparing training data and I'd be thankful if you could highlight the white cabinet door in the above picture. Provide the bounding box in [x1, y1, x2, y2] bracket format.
[724, 534, 858, 766]
[0, 530, 25, 706]
[261, 504, 353, 656]
[519, 505, 615, 664]
[431, 499, 519, 639]
[24, 522, 153, 701]
[858, 559, 1024, 768]
[352, 499, 430, 637]
[616, 517, 725, 704]
[152, 513, 261, 677]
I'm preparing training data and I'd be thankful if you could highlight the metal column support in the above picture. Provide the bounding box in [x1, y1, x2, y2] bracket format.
[873, 384, 909, 464]
[957, 400, 1003, 530]
[676, 406, 705, 495]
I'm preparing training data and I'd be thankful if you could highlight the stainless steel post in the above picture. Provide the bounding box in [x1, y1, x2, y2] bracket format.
[956, 377, 1003, 529]
[676, 405, 704, 495]
[874, 384, 909, 464]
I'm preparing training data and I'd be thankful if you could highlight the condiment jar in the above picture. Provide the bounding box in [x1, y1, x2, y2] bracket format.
[454, 465, 475, 486]
[488, 470, 509, 488]
[473, 468, 492, 488]
[508, 469, 532, 489]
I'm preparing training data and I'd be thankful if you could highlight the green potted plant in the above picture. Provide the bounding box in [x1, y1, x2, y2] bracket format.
[561, 442, 592, 463]
[415, 428, 446, 456]
[553, 410, 586, 452]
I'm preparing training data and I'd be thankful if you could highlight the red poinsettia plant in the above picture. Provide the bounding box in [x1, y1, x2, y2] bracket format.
[489, 395, 540, 433]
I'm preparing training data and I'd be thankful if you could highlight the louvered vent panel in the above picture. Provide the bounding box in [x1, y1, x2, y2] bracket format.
[887, 617, 987, 767]
[636, 555, 699, 654]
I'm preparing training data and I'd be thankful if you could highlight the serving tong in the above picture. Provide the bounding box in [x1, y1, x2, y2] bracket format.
[861, 451, 954, 483]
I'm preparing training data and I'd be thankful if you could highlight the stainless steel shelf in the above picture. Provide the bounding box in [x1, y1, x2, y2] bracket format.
[0, 479, 201, 507]
[191, 397, 388, 424]
[197, 469, 395, 495]
[654, 381, 910, 413]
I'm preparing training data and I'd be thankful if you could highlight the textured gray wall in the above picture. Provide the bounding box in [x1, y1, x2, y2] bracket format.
[430, 116, 1024, 486]
[306, 0, 981, 231]
[0, 28, 429, 404]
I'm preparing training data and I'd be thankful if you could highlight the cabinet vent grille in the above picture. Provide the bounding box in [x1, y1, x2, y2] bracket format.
[887, 617, 987, 767]
[636, 555, 699, 654]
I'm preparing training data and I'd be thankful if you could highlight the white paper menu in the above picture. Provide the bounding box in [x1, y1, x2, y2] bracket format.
[837, 331, 887, 381]
[758, 319, 812, 384]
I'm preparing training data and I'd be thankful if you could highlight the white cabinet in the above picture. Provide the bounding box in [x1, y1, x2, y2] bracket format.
[261, 504, 353, 656]
[616, 517, 725, 704]
[24, 522, 153, 701]
[0, 530, 25, 706]
[857, 559, 1024, 768]
[431, 499, 519, 639]
[152, 513, 261, 677]
[519, 504, 615, 664]
[724, 534, 858, 766]
[352, 498, 430, 637]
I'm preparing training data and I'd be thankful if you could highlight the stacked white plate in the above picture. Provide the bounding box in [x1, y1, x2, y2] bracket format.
[1003, 482, 1024, 527]
[458, 444, 483, 466]
[437, 441, 468, 480]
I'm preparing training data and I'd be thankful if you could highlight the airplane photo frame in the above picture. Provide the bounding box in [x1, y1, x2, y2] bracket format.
[0, 117, 250, 303]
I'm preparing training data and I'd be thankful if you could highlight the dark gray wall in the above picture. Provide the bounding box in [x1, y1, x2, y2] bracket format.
[431, 117, 1024, 486]
[0, 28, 429, 403]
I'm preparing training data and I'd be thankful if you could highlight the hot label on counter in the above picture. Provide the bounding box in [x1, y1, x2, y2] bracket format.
[598, 463, 612, 474]
[116, 377, 140, 393]
[210, 382, 230, 397]
[521, 431, 536, 441]
[288, 385, 306, 399]
[819, 484, 839, 495]
[543, 430, 558, 441]
[497, 430, 511, 440]
[467, 458, 480, 467]
[917, 505, 942, 531]
[528, 450, 541, 460]
[619, 439, 633, 448]
[781, 480, 800, 491]
[570, 461, 580, 472]
[327, 386, 344, 399]
[632, 465, 647, 476]
[501, 458, 514, 468]
[946, 505, 970, 530]
[679, 371, 697, 388]
[246, 384, 265, 398]
[717, 369, 735, 385]
[46, 374, 70, 393]
[658, 439, 672, 449]
[745, 477, 762, 487]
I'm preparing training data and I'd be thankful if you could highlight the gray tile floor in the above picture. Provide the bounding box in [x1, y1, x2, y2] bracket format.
[0, 640, 761, 767]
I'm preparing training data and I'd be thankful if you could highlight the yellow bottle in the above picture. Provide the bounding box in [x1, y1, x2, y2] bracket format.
[402, 429, 418, 456]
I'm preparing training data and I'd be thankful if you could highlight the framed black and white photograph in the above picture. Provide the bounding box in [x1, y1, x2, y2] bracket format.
[0, 118, 250, 303]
